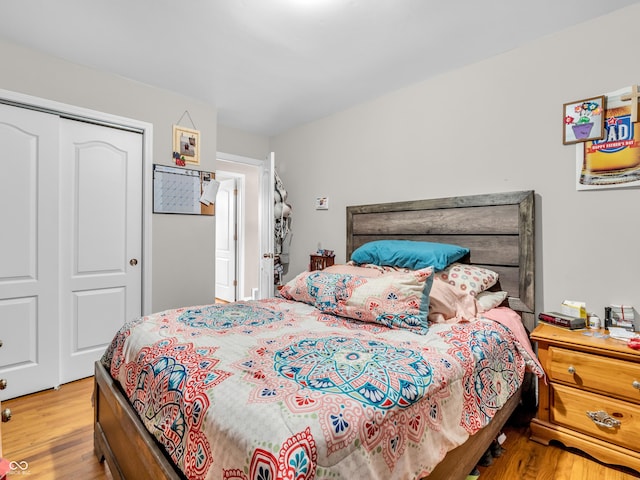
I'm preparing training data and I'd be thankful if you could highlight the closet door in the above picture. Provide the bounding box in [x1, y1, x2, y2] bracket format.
[59, 119, 142, 383]
[0, 104, 60, 399]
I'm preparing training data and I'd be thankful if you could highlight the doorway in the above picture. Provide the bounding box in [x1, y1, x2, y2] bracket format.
[215, 154, 262, 301]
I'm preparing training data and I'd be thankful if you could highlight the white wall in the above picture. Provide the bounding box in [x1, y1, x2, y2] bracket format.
[0, 38, 218, 313]
[271, 5, 640, 322]
[4, 5, 638, 321]
[218, 124, 270, 160]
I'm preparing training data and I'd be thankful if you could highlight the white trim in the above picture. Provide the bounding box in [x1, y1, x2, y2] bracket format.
[217, 151, 264, 167]
[0, 88, 153, 315]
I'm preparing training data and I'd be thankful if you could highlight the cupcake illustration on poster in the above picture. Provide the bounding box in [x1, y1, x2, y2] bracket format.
[563, 96, 604, 145]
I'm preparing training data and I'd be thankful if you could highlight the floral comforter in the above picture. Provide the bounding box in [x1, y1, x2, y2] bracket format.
[102, 298, 543, 480]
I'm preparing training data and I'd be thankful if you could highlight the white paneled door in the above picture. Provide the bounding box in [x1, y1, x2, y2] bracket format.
[215, 178, 237, 303]
[0, 104, 60, 399]
[59, 119, 142, 383]
[0, 103, 143, 398]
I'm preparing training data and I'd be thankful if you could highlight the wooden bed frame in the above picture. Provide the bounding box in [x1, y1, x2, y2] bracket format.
[347, 190, 535, 479]
[95, 190, 535, 480]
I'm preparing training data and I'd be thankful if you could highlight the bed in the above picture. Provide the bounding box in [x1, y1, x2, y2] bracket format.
[94, 190, 540, 480]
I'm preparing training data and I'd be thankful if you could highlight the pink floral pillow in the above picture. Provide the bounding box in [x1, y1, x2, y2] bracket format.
[323, 264, 384, 277]
[427, 280, 479, 324]
[280, 267, 434, 334]
[433, 263, 498, 297]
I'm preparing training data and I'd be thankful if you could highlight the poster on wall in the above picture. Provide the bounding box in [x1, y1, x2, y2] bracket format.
[576, 86, 640, 190]
[173, 125, 200, 165]
[576, 87, 640, 190]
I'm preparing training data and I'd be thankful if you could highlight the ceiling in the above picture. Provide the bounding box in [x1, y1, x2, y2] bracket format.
[1, 0, 639, 136]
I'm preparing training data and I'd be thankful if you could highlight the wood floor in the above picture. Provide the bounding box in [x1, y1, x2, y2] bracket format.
[1, 377, 639, 480]
[2, 377, 112, 480]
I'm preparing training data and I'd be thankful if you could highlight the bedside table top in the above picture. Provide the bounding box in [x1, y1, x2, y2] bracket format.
[531, 323, 640, 362]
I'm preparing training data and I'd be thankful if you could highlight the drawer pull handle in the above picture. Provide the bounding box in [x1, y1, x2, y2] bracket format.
[1, 408, 11, 423]
[567, 366, 576, 374]
[586, 410, 621, 429]
[633, 380, 640, 390]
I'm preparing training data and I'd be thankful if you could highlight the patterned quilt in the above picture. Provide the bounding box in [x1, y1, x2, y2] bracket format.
[102, 298, 543, 480]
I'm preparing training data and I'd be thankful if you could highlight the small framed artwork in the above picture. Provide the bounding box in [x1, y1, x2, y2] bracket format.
[563, 95, 605, 145]
[173, 125, 200, 165]
[315, 197, 329, 210]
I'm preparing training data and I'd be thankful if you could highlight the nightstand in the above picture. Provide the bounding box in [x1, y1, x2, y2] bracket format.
[530, 323, 640, 472]
[309, 254, 334, 271]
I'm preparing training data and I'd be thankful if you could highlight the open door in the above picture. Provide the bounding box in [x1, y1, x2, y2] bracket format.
[258, 152, 275, 299]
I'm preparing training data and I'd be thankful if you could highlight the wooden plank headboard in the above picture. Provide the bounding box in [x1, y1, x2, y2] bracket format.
[346, 190, 535, 330]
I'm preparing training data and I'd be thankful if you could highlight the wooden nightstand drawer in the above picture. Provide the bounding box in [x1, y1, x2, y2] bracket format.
[531, 324, 640, 471]
[548, 346, 640, 404]
[309, 255, 334, 271]
[551, 383, 640, 452]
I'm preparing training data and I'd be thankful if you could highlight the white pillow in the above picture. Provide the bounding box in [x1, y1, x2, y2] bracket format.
[475, 291, 508, 312]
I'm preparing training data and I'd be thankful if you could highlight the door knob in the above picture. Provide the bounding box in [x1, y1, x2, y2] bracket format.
[262, 253, 274, 259]
[129, 258, 138, 266]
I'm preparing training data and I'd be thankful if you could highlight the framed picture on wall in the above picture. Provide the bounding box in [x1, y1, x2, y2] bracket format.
[173, 125, 200, 165]
[563, 95, 605, 145]
[315, 197, 329, 210]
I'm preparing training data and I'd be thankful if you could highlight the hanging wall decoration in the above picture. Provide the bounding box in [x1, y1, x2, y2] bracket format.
[274, 169, 292, 286]
[172, 110, 200, 166]
[563, 95, 605, 145]
[575, 86, 640, 190]
[173, 125, 200, 165]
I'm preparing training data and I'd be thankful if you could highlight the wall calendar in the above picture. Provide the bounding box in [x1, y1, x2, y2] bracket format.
[153, 164, 214, 215]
